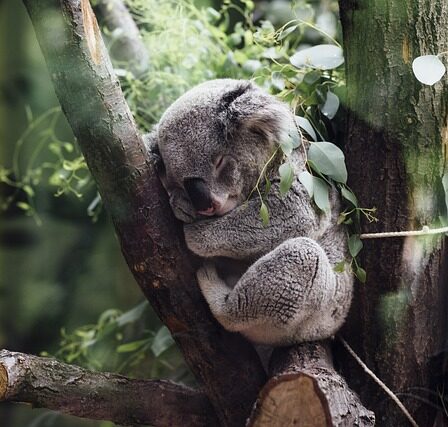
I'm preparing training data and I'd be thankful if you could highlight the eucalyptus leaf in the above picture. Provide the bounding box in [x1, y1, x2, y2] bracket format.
[278, 25, 298, 40]
[312, 176, 330, 212]
[116, 301, 148, 327]
[341, 186, 358, 207]
[299, 171, 314, 197]
[117, 339, 149, 353]
[290, 44, 344, 70]
[354, 266, 367, 283]
[290, 132, 301, 148]
[308, 141, 347, 183]
[23, 185, 35, 197]
[271, 71, 286, 90]
[151, 326, 174, 357]
[264, 176, 272, 195]
[260, 201, 269, 227]
[412, 55, 446, 85]
[279, 138, 293, 155]
[16, 201, 30, 211]
[295, 116, 317, 141]
[315, 11, 337, 38]
[334, 261, 346, 273]
[279, 162, 295, 195]
[348, 234, 363, 257]
[321, 91, 340, 119]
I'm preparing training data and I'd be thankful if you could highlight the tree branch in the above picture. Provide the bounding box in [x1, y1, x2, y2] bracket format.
[248, 342, 375, 427]
[94, 0, 149, 75]
[0, 350, 217, 427]
[22, 1, 266, 425]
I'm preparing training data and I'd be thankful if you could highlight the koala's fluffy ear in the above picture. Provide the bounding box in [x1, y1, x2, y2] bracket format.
[142, 126, 166, 180]
[220, 82, 291, 145]
[142, 126, 159, 155]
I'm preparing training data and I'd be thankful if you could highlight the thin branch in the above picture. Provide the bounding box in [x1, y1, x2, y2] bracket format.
[22, 1, 266, 425]
[0, 350, 217, 427]
[339, 337, 419, 427]
[94, 0, 149, 75]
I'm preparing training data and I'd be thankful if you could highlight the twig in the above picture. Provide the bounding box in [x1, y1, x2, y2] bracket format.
[339, 337, 419, 427]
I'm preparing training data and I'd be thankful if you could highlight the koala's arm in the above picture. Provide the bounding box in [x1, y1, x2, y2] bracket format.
[184, 181, 321, 259]
[196, 237, 353, 345]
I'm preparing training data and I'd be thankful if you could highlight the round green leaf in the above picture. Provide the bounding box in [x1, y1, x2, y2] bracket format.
[412, 55, 446, 85]
[308, 141, 347, 183]
[290, 44, 344, 70]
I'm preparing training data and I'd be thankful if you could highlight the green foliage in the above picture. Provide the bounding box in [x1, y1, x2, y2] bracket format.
[0, 108, 95, 224]
[49, 301, 191, 382]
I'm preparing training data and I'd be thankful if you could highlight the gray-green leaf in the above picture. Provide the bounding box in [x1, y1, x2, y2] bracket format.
[116, 301, 148, 327]
[308, 141, 347, 183]
[295, 116, 317, 141]
[151, 326, 175, 357]
[260, 201, 269, 227]
[280, 138, 293, 155]
[312, 176, 330, 212]
[354, 266, 367, 283]
[348, 234, 363, 257]
[299, 171, 314, 197]
[279, 162, 295, 195]
[341, 186, 358, 207]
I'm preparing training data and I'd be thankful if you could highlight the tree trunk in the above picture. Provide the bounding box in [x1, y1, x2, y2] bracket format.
[338, 1, 448, 425]
[21, 1, 266, 426]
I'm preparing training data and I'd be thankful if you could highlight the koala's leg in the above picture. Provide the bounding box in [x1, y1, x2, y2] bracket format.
[197, 237, 352, 345]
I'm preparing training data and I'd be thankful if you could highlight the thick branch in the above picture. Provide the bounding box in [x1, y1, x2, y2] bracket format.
[248, 343, 375, 427]
[94, 0, 149, 75]
[22, 1, 266, 425]
[0, 350, 217, 427]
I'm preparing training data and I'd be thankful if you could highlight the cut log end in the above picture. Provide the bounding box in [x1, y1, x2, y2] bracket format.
[249, 373, 331, 427]
[0, 363, 7, 400]
[248, 343, 375, 427]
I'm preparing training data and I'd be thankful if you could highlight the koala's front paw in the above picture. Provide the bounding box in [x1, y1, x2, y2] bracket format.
[196, 261, 220, 293]
[169, 189, 196, 223]
[184, 222, 211, 256]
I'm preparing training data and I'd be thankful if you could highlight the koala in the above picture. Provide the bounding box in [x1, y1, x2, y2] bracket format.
[146, 79, 353, 346]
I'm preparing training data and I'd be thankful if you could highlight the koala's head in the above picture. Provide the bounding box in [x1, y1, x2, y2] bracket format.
[151, 79, 291, 223]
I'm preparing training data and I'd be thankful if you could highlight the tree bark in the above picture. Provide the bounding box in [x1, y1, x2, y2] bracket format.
[21, 1, 266, 426]
[248, 343, 375, 427]
[0, 350, 217, 427]
[94, 0, 149, 75]
[338, 1, 448, 425]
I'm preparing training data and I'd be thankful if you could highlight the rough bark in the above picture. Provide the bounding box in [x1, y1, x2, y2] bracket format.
[94, 0, 149, 75]
[338, 1, 448, 425]
[22, 1, 266, 426]
[0, 350, 217, 427]
[248, 343, 375, 427]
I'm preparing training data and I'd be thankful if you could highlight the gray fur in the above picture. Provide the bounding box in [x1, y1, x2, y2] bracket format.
[146, 79, 353, 346]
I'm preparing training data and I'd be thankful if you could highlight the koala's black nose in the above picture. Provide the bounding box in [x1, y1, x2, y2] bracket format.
[183, 178, 213, 211]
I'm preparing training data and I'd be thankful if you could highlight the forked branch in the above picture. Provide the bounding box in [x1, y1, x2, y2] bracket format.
[0, 350, 217, 427]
